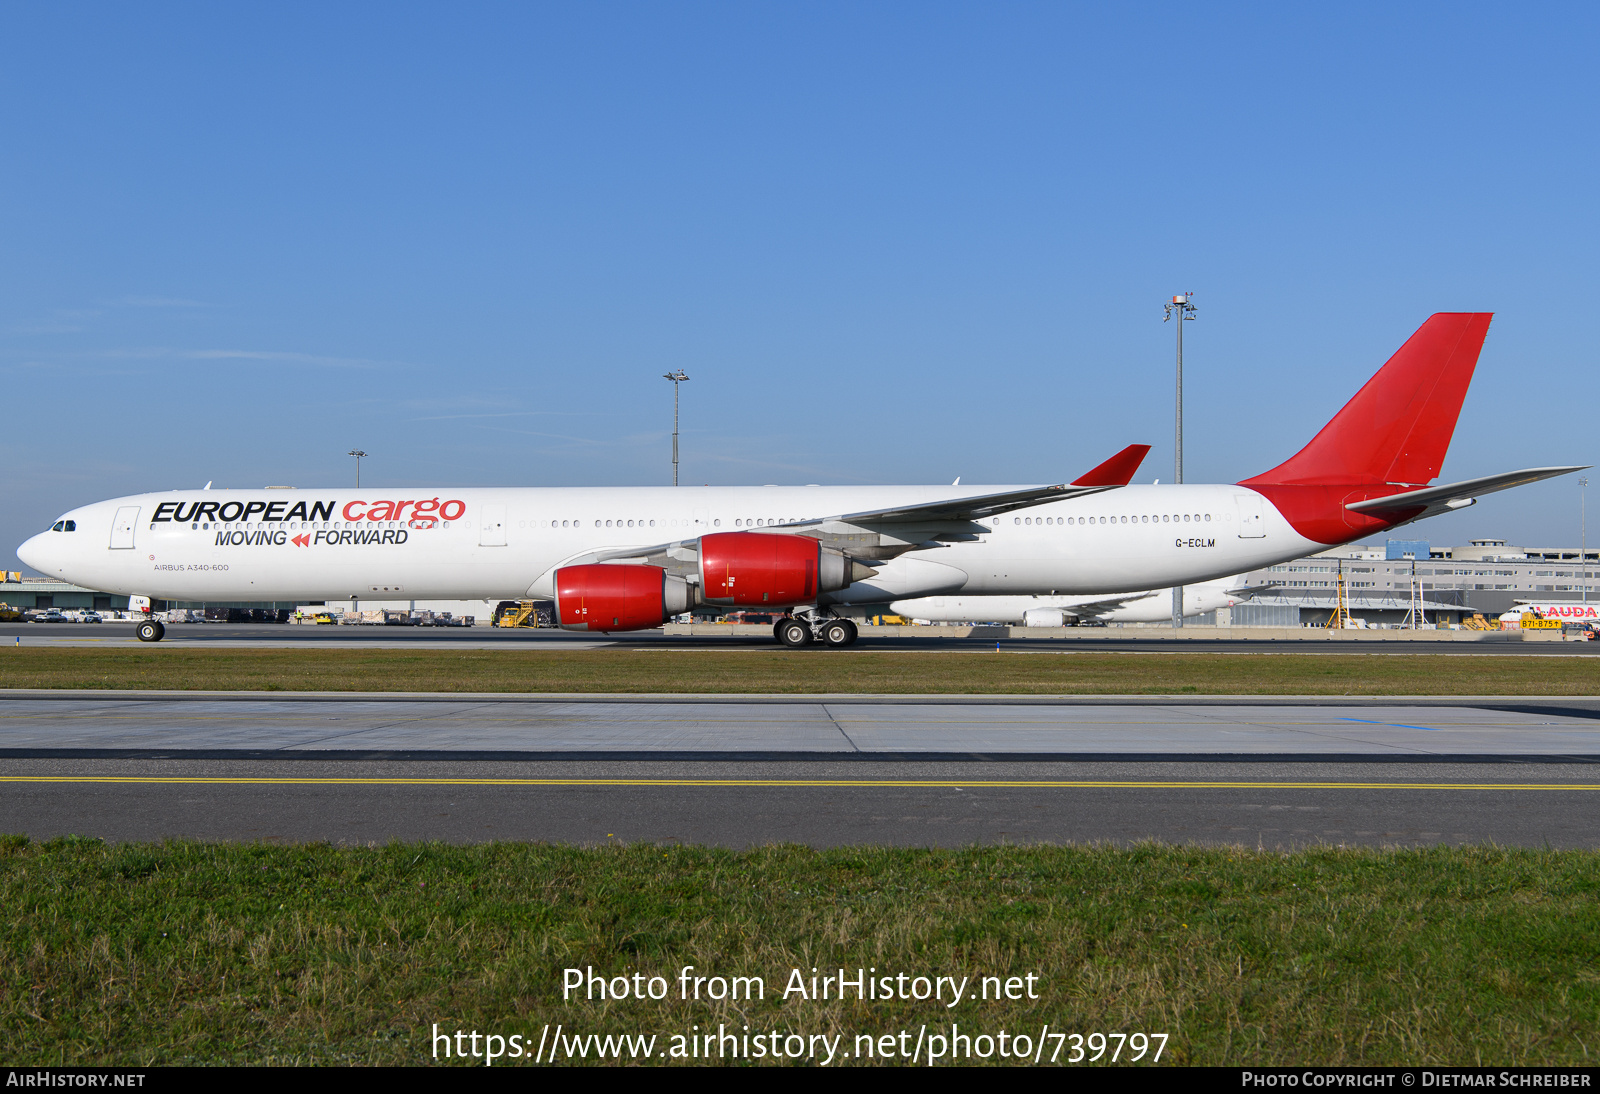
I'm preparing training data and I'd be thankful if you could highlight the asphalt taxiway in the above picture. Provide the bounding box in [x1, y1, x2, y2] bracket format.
[2, 692, 1597, 848]
[4, 757, 1597, 848]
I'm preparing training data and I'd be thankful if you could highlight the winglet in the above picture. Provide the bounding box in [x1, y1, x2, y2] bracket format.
[1071, 444, 1152, 487]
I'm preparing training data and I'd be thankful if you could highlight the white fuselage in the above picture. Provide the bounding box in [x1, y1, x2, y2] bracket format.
[890, 577, 1250, 625]
[17, 483, 1324, 607]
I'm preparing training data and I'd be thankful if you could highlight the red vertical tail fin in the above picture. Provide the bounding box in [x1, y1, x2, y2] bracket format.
[1240, 313, 1492, 488]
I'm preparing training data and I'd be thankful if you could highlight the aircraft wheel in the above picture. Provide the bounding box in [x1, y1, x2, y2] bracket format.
[136, 620, 165, 642]
[821, 619, 857, 648]
[776, 619, 813, 648]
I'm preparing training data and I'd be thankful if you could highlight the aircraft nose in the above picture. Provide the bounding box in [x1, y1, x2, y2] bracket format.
[16, 532, 52, 573]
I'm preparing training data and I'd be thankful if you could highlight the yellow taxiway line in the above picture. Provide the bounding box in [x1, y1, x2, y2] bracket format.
[2, 776, 1597, 790]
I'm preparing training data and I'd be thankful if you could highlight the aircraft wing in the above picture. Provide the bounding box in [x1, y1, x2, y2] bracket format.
[586, 479, 1129, 569]
[1344, 465, 1588, 523]
[586, 444, 1152, 569]
[1224, 582, 1281, 600]
[830, 482, 1109, 525]
[1068, 577, 1275, 619]
[820, 443, 1152, 525]
[1058, 591, 1160, 620]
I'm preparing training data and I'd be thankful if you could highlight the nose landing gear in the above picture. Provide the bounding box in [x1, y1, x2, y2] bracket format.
[129, 595, 164, 641]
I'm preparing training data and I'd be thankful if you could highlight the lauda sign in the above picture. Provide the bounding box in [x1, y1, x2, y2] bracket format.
[1515, 603, 1600, 620]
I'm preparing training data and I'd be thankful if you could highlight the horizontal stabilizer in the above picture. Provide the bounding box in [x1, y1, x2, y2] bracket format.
[1345, 465, 1588, 522]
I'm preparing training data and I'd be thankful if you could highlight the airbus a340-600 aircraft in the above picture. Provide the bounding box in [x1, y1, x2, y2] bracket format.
[16, 313, 1585, 647]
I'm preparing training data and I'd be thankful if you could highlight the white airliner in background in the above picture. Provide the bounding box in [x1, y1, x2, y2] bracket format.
[891, 575, 1269, 627]
[1506, 602, 1600, 623]
[16, 313, 1585, 646]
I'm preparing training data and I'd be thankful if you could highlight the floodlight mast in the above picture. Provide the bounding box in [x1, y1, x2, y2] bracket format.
[1163, 292, 1198, 628]
[663, 371, 690, 486]
[347, 449, 367, 488]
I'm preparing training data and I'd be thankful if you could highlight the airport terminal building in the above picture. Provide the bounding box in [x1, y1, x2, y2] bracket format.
[0, 576, 129, 613]
[1228, 538, 1600, 626]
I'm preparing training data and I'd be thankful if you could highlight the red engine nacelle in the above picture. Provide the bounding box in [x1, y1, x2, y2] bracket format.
[698, 532, 858, 606]
[554, 564, 690, 632]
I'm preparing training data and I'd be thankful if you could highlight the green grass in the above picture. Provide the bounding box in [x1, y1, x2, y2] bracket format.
[3, 647, 1599, 694]
[3, 838, 1598, 1065]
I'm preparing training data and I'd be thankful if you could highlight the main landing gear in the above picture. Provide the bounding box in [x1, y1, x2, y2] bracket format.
[774, 613, 858, 649]
[820, 619, 858, 648]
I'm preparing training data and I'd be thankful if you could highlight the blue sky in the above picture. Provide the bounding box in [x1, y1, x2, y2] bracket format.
[5, 3, 1598, 569]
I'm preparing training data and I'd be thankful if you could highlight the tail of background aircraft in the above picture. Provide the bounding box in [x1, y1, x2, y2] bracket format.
[1241, 313, 1492, 489]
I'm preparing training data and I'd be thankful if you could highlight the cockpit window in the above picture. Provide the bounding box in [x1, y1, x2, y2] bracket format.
[63, 520, 75, 531]
[51, 521, 64, 532]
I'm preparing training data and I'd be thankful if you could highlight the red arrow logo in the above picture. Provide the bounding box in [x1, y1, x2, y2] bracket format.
[291, 534, 311, 548]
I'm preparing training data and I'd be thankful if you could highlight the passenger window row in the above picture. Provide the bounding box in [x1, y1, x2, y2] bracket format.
[1006, 513, 1216, 526]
